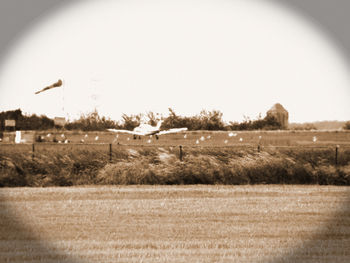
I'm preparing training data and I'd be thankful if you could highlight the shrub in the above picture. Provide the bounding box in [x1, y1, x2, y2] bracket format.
[343, 121, 350, 130]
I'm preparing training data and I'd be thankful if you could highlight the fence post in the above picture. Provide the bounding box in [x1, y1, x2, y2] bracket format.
[335, 145, 339, 165]
[32, 143, 35, 160]
[179, 145, 183, 161]
[109, 143, 112, 162]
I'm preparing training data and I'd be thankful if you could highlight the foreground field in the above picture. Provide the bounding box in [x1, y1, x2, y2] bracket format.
[0, 185, 349, 262]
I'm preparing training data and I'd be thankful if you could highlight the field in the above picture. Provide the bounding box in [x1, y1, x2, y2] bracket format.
[0, 185, 349, 262]
[1, 131, 349, 261]
[29, 129, 350, 146]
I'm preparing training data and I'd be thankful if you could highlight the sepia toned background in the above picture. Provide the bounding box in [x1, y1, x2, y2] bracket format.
[0, 1, 349, 263]
[1, 0, 350, 68]
[0, 0, 349, 123]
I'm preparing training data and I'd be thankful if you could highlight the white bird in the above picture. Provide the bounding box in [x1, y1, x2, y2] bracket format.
[147, 139, 152, 143]
[207, 135, 211, 139]
[84, 134, 88, 138]
[228, 132, 237, 137]
[95, 136, 99, 141]
[47, 133, 51, 137]
[61, 134, 65, 138]
[200, 136, 205, 141]
[64, 139, 69, 144]
[196, 139, 199, 144]
[127, 138, 130, 141]
[239, 138, 243, 142]
[224, 140, 228, 144]
[313, 136, 317, 142]
[258, 135, 262, 139]
[80, 139, 85, 143]
[184, 134, 187, 139]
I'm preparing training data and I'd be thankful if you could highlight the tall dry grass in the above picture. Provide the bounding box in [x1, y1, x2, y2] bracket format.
[1, 144, 349, 186]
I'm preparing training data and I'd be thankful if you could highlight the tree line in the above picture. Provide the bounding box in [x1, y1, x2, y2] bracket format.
[0, 108, 301, 132]
[0, 109, 54, 131]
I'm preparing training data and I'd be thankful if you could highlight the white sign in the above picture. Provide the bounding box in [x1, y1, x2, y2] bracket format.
[54, 117, 66, 126]
[5, 120, 16, 127]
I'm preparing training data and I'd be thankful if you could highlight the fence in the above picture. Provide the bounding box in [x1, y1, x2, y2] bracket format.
[1, 142, 349, 166]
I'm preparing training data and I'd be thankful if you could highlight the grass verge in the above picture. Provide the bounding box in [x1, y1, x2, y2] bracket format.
[1, 145, 349, 186]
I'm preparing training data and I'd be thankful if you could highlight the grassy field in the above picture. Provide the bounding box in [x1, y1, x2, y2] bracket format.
[6, 129, 350, 146]
[0, 185, 349, 262]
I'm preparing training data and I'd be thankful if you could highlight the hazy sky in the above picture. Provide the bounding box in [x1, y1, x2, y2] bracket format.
[0, 0, 349, 123]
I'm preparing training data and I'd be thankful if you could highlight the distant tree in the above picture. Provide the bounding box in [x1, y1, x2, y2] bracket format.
[262, 115, 282, 130]
[198, 110, 225, 130]
[229, 114, 281, 130]
[161, 108, 188, 129]
[146, 111, 160, 126]
[343, 121, 350, 130]
[65, 110, 118, 131]
[0, 109, 55, 131]
[0, 109, 23, 130]
[161, 108, 225, 131]
[18, 114, 55, 130]
[120, 113, 141, 130]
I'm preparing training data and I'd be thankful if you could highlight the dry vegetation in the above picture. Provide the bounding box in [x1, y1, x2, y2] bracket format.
[1, 140, 350, 186]
[0, 185, 349, 262]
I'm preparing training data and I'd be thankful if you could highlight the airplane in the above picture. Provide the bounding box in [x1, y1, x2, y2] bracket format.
[35, 79, 63, 94]
[107, 120, 187, 139]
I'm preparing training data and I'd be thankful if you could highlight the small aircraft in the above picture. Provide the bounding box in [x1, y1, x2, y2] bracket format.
[108, 120, 187, 139]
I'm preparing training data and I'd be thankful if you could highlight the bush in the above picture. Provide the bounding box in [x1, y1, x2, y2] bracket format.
[65, 110, 119, 131]
[229, 115, 282, 131]
[343, 121, 350, 130]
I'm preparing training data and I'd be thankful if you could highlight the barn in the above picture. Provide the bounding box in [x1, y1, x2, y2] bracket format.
[266, 103, 289, 129]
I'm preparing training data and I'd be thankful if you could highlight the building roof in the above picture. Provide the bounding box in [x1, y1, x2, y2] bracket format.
[267, 103, 288, 113]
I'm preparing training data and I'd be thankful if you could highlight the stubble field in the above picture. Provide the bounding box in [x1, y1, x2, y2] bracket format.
[0, 185, 349, 262]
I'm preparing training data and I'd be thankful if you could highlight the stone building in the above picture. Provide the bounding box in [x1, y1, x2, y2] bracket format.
[266, 103, 289, 129]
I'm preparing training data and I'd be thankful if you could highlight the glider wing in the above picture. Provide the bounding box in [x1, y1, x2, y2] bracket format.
[107, 129, 145, 136]
[157, 128, 188, 135]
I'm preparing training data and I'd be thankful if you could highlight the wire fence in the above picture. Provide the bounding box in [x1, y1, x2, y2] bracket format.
[1, 142, 350, 165]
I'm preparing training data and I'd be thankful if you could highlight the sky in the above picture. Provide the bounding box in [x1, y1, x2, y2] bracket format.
[0, 0, 349, 124]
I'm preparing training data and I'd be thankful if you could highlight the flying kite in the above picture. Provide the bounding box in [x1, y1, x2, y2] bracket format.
[35, 79, 63, 94]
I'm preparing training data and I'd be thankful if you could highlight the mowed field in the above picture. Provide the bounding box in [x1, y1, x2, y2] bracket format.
[26, 129, 350, 146]
[0, 185, 349, 263]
